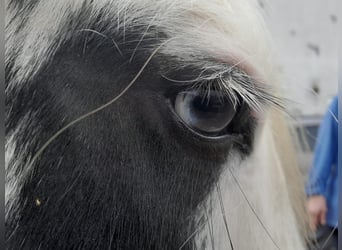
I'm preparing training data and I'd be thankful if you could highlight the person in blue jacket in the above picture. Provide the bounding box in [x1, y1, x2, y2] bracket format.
[306, 95, 338, 249]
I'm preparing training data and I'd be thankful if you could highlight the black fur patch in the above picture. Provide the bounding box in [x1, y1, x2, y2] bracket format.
[6, 6, 256, 250]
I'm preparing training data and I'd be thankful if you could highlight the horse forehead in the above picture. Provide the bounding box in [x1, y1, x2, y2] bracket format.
[7, 0, 274, 87]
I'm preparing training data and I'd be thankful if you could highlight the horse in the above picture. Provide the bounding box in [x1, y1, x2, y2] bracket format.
[5, 0, 309, 249]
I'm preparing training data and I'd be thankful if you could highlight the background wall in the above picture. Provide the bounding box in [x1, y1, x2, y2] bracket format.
[259, 0, 338, 172]
[260, 0, 338, 116]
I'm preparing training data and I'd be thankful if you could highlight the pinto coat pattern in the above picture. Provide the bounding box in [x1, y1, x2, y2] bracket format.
[6, 0, 309, 249]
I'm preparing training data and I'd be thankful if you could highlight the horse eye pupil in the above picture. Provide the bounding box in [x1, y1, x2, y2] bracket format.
[193, 96, 226, 113]
[174, 91, 237, 135]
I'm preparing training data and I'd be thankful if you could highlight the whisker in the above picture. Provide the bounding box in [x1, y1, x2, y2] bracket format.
[228, 167, 280, 250]
[202, 205, 215, 250]
[129, 16, 155, 63]
[327, 109, 338, 124]
[216, 183, 234, 250]
[82, 32, 89, 56]
[78, 28, 123, 57]
[308, 237, 320, 250]
[320, 225, 338, 249]
[178, 221, 207, 250]
[27, 39, 172, 173]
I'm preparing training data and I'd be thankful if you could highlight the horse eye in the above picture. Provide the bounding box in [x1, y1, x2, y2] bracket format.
[174, 90, 237, 136]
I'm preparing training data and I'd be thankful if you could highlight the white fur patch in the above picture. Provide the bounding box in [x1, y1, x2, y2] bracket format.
[194, 118, 305, 249]
[6, 0, 275, 88]
[5, 115, 36, 220]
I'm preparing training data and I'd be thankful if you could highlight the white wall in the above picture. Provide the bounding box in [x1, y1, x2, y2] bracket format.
[260, 0, 338, 116]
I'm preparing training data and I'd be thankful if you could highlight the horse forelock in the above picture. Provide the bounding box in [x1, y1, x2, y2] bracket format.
[6, 0, 275, 87]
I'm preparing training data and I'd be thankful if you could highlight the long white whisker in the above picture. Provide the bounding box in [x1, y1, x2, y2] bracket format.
[27, 39, 172, 172]
[202, 205, 215, 250]
[216, 183, 234, 250]
[320, 225, 338, 249]
[178, 221, 207, 250]
[78, 29, 123, 57]
[228, 167, 280, 250]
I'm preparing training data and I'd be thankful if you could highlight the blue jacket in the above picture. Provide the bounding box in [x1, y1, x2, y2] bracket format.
[306, 96, 338, 228]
